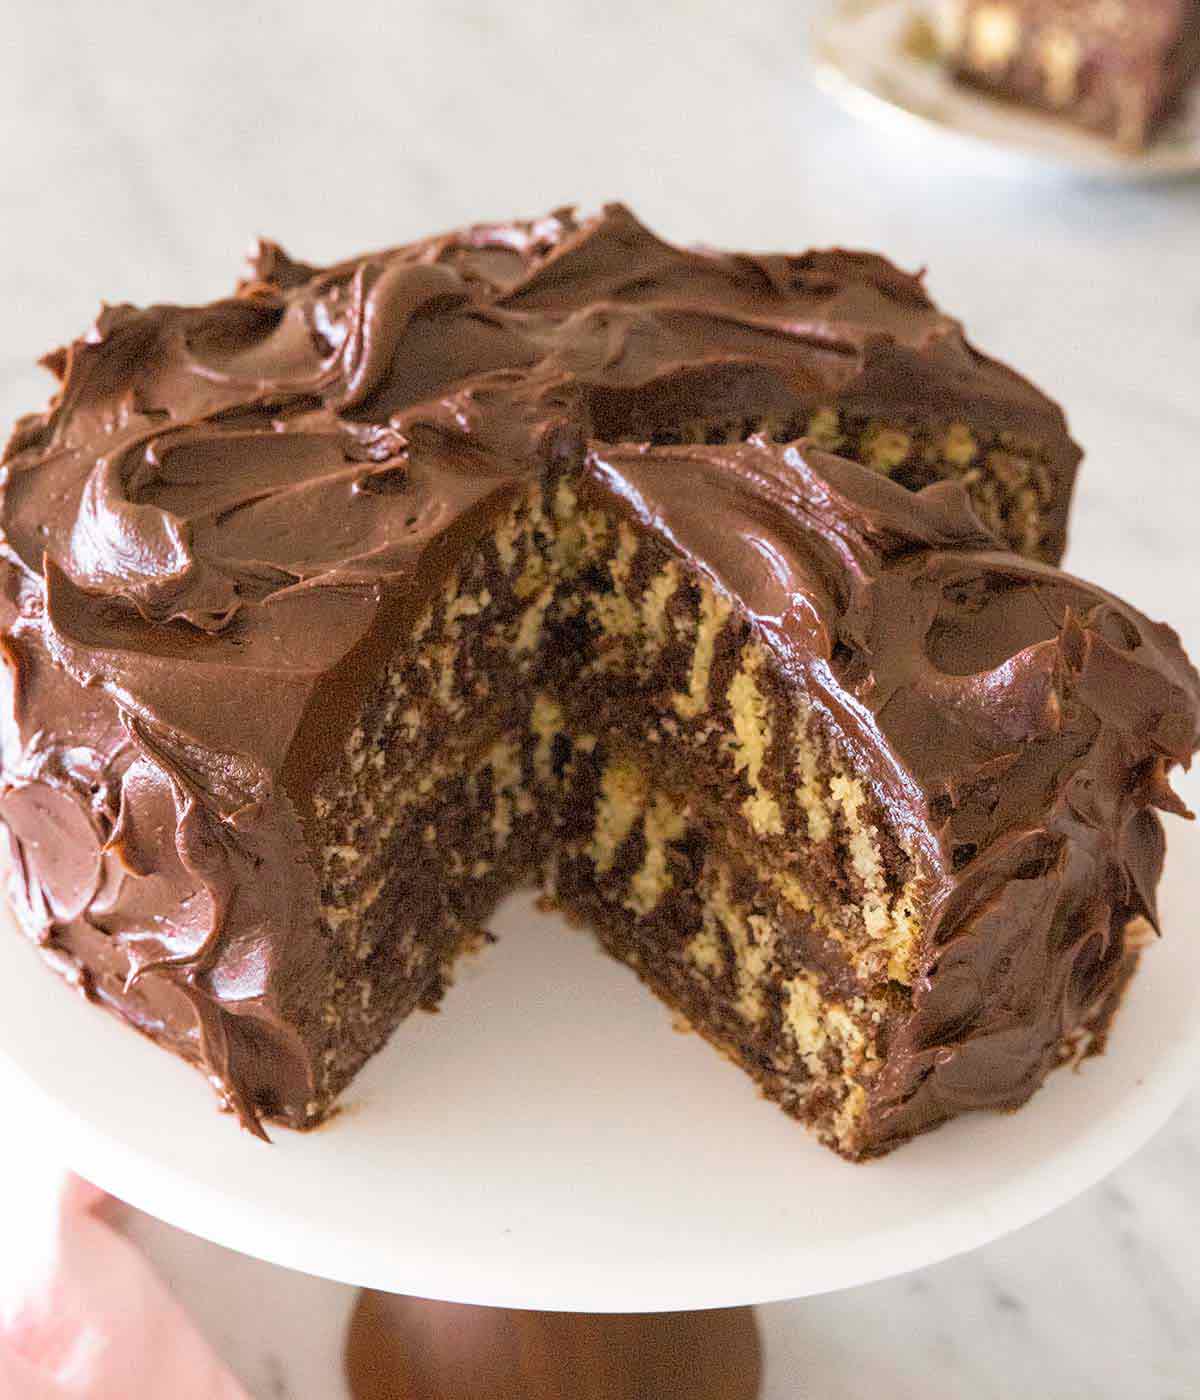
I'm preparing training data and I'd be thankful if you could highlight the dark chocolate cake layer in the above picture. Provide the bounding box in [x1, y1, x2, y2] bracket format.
[941, 0, 1200, 148]
[0, 206, 1193, 1157]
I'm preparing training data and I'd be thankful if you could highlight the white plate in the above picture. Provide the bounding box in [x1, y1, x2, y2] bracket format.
[2, 765, 1199, 1312]
[811, 0, 1200, 180]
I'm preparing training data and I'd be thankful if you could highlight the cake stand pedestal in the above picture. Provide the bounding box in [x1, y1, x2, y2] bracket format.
[344, 1292, 763, 1398]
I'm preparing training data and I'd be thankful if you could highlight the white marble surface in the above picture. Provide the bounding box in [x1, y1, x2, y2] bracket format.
[1, 1, 1198, 1395]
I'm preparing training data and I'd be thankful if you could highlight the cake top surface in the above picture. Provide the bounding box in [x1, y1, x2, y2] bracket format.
[0, 203, 1077, 810]
[0, 205, 1193, 1136]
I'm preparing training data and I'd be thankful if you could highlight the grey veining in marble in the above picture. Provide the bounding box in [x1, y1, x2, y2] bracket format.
[1, 1, 1198, 1397]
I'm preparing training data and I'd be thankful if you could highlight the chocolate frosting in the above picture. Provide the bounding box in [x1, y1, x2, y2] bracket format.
[0, 203, 1190, 1145]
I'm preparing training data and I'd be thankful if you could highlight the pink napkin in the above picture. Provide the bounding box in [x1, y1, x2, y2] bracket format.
[0, 1172, 246, 1399]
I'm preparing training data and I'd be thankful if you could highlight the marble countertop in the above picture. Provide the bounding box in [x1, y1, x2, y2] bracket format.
[2, 1, 1198, 1395]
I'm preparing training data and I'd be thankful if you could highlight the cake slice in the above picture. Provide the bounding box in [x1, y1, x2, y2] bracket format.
[939, 0, 1200, 148]
[0, 206, 1194, 1158]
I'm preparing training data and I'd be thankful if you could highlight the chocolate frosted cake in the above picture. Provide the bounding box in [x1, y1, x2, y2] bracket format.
[1, 205, 1195, 1159]
[939, 0, 1200, 148]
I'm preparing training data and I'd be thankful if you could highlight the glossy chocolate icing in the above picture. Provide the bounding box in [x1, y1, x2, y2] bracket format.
[0, 203, 1190, 1146]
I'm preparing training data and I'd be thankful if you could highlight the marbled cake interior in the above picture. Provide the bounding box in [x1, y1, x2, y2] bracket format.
[311, 478, 926, 1157]
[625, 405, 1056, 561]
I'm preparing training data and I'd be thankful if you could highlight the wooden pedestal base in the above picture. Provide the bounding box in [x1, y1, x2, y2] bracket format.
[345, 1291, 763, 1399]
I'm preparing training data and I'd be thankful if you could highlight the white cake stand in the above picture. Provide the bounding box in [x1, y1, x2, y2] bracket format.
[2, 767, 1198, 1312]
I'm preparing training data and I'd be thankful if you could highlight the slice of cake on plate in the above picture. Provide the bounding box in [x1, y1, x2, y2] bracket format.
[938, 0, 1200, 148]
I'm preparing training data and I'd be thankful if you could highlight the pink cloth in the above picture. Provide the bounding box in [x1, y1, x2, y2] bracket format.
[0, 1173, 246, 1399]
